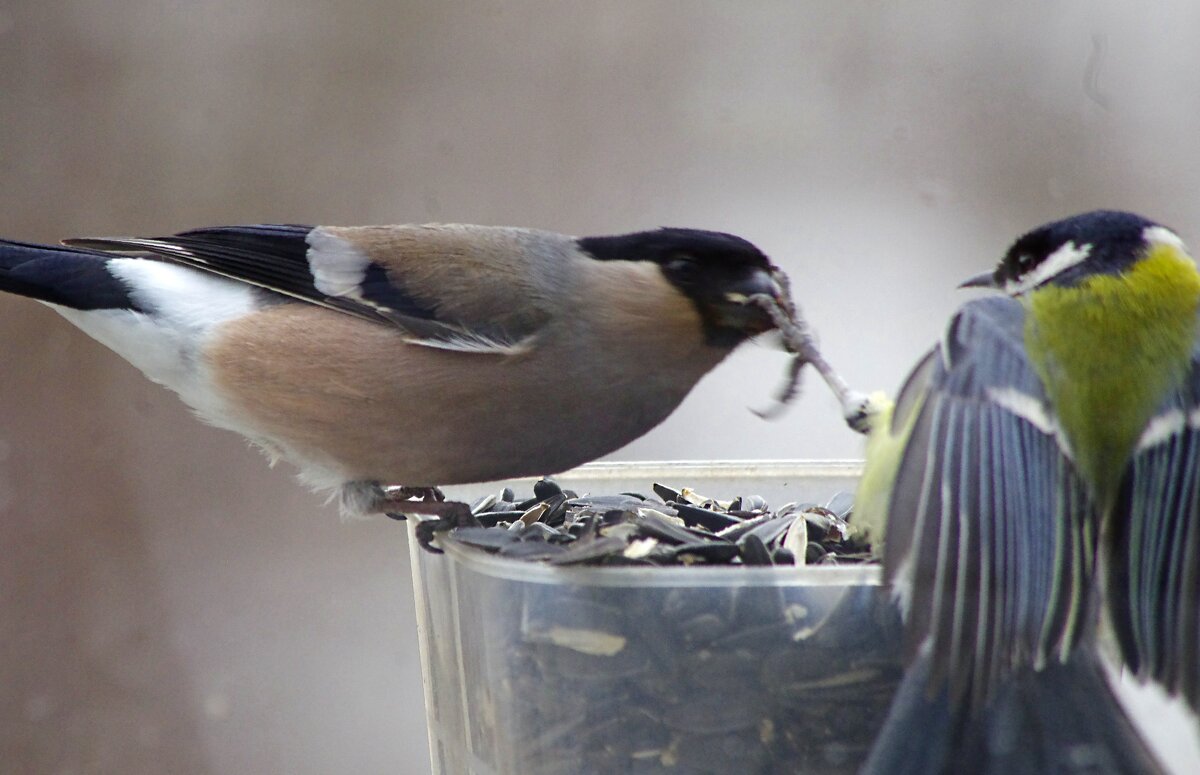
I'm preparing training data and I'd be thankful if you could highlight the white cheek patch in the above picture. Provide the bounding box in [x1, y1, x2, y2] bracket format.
[1004, 240, 1092, 296]
[1143, 225, 1188, 254]
[306, 227, 373, 299]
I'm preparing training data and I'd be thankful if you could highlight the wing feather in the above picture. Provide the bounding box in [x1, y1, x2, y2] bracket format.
[883, 296, 1099, 710]
[1110, 358, 1200, 712]
[64, 225, 546, 355]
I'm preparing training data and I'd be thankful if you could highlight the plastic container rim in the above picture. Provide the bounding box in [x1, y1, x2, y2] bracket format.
[529, 458, 864, 481]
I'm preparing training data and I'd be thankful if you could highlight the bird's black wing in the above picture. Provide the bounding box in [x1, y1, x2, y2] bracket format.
[883, 296, 1098, 711]
[66, 225, 380, 315]
[64, 225, 534, 354]
[1108, 343, 1200, 714]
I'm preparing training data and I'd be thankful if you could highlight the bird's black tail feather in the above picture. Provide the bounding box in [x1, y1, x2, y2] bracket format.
[863, 646, 1165, 775]
[0, 239, 139, 311]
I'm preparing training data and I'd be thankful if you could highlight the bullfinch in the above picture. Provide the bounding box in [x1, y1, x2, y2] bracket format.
[0, 223, 858, 519]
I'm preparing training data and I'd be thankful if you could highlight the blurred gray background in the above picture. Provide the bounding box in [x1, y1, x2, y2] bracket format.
[3, 1, 1200, 773]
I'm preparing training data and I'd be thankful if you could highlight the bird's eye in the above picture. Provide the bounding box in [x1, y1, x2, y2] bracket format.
[666, 254, 698, 276]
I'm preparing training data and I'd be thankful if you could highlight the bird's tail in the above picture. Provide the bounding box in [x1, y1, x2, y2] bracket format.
[862, 646, 1165, 775]
[0, 238, 136, 310]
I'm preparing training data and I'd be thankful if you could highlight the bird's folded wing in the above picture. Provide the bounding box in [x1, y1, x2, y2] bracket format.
[883, 296, 1097, 711]
[1109, 348, 1200, 714]
[65, 224, 561, 354]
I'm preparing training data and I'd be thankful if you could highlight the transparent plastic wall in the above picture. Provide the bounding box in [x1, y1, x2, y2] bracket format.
[409, 462, 904, 775]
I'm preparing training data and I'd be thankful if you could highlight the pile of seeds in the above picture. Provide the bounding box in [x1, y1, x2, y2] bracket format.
[439, 478, 874, 567]
[419, 482, 901, 773]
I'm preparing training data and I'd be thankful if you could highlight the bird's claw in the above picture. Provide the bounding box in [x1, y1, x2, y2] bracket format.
[748, 291, 866, 433]
[842, 390, 874, 435]
[382, 495, 479, 553]
[383, 485, 446, 504]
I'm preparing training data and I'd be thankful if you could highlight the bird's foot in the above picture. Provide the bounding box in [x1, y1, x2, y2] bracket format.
[379, 487, 478, 553]
[749, 291, 867, 433]
[841, 390, 875, 435]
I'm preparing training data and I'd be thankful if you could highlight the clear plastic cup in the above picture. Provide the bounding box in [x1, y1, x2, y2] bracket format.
[409, 461, 902, 774]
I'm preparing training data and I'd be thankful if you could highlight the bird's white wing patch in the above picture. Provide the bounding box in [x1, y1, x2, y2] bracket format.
[985, 386, 1057, 435]
[305, 227, 372, 300]
[890, 552, 915, 620]
[1136, 408, 1188, 452]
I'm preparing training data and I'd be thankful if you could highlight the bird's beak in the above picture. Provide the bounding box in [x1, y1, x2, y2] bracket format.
[712, 268, 784, 334]
[958, 270, 999, 289]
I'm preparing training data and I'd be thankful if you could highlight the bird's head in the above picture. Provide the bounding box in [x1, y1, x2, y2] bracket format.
[960, 210, 1192, 296]
[577, 228, 785, 347]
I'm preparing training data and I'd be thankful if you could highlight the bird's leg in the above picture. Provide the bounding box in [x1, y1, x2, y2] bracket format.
[749, 287, 871, 433]
[379, 486, 479, 553]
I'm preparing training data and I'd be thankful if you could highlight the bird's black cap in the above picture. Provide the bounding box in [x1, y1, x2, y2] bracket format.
[993, 210, 1166, 291]
[578, 227, 781, 347]
[577, 227, 770, 269]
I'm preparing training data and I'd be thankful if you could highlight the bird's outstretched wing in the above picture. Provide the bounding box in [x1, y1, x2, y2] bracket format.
[879, 296, 1098, 710]
[1109, 347, 1200, 714]
[65, 224, 562, 355]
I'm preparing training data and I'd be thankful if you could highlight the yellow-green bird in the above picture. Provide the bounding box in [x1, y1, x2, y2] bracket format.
[858, 210, 1200, 773]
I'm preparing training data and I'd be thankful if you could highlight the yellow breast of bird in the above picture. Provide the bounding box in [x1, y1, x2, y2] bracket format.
[1025, 243, 1200, 499]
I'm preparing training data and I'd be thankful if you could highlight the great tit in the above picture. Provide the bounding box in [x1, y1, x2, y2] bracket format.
[0, 223, 852, 517]
[858, 210, 1200, 773]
